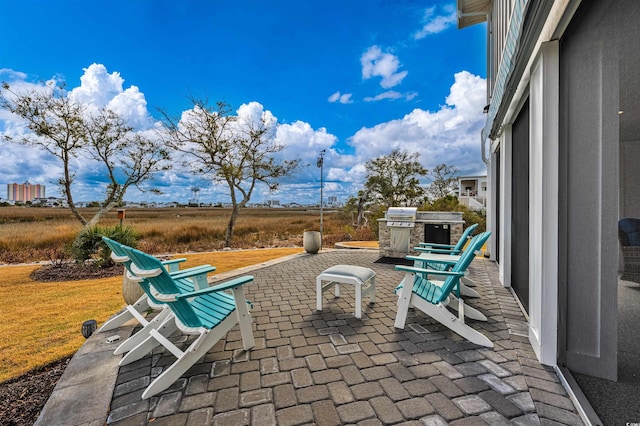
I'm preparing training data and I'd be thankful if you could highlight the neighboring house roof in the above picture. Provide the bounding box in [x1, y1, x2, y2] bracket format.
[458, 174, 487, 180]
[457, 0, 490, 29]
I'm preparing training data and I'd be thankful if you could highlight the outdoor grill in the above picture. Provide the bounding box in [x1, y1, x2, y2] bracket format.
[385, 207, 418, 257]
[379, 209, 464, 259]
[385, 207, 418, 228]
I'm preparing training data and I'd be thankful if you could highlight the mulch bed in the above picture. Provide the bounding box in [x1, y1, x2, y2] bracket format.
[0, 358, 70, 425]
[30, 263, 122, 282]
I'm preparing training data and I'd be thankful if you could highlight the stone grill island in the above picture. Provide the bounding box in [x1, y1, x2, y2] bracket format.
[378, 210, 464, 259]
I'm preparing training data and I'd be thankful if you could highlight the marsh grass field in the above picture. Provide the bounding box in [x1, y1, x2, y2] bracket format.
[0, 206, 375, 264]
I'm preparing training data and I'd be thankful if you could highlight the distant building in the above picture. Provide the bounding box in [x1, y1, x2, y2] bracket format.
[456, 175, 487, 211]
[33, 197, 66, 207]
[7, 182, 45, 202]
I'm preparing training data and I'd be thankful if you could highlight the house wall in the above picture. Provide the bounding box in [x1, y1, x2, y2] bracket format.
[486, 0, 612, 372]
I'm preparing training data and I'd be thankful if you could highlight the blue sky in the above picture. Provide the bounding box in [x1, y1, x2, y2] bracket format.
[0, 0, 487, 205]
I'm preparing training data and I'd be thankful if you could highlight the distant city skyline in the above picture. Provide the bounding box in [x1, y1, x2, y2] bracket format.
[6, 182, 45, 202]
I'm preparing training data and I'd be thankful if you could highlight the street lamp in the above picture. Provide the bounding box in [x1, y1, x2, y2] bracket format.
[317, 149, 326, 250]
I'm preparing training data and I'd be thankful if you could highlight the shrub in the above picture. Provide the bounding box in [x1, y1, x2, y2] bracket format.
[421, 196, 487, 232]
[70, 225, 138, 267]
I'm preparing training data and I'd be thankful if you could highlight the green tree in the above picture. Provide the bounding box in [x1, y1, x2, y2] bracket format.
[363, 149, 427, 208]
[426, 163, 459, 201]
[0, 82, 170, 229]
[161, 99, 299, 247]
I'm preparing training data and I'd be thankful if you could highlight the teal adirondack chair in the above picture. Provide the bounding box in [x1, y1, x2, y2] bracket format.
[101, 237, 215, 355]
[410, 223, 484, 295]
[401, 231, 491, 321]
[394, 231, 493, 348]
[407, 244, 482, 299]
[119, 244, 255, 399]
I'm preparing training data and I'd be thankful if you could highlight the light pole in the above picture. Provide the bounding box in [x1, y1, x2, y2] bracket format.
[317, 149, 326, 250]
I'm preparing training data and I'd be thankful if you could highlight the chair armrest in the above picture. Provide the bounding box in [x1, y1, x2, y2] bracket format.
[175, 275, 254, 300]
[414, 246, 462, 255]
[406, 255, 458, 265]
[161, 258, 187, 272]
[395, 265, 464, 277]
[417, 242, 455, 249]
[170, 265, 216, 279]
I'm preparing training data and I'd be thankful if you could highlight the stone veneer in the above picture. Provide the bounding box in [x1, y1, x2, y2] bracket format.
[378, 211, 464, 258]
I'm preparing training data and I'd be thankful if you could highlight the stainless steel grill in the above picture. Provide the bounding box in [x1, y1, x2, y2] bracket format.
[386, 207, 418, 228]
[385, 207, 418, 257]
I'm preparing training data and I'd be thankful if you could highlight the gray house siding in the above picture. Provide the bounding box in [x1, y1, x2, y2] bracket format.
[558, 0, 621, 381]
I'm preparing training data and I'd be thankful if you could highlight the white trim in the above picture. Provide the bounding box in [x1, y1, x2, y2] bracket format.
[555, 366, 599, 426]
[499, 127, 513, 288]
[528, 41, 559, 366]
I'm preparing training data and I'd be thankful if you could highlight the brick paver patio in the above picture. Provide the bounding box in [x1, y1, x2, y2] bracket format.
[39, 249, 585, 425]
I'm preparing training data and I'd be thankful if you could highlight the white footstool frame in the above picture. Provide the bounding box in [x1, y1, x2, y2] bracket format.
[316, 265, 376, 318]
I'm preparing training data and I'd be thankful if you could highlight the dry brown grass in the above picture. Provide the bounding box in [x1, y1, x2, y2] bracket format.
[0, 247, 303, 383]
[0, 207, 375, 264]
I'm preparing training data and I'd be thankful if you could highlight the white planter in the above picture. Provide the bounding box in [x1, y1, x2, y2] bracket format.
[122, 270, 144, 305]
[303, 231, 321, 254]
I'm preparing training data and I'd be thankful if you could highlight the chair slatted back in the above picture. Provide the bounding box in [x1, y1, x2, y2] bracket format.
[102, 237, 164, 307]
[453, 223, 479, 251]
[122, 246, 205, 328]
[431, 232, 491, 303]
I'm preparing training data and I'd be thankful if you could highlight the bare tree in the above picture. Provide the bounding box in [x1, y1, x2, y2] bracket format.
[83, 109, 170, 227]
[0, 82, 170, 228]
[161, 99, 299, 247]
[426, 163, 459, 201]
[363, 149, 428, 208]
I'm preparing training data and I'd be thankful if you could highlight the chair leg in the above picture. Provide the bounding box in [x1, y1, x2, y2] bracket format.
[412, 296, 493, 348]
[99, 295, 151, 332]
[355, 282, 362, 319]
[113, 308, 173, 355]
[141, 315, 238, 399]
[316, 277, 323, 311]
[461, 276, 476, 287]
[460, 282, 480, 298]
[445, 296, 487, 321]
[394, 273, 414, 329]
[232, 287, 255, 350]
[120, 316, 179, 366]
[369, 277, 376, 304]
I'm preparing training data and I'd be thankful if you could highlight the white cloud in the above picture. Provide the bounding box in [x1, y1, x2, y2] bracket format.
[328, 91, 353, 104]
[0, 68, 27, 81]
[348, 71, 487, 176]
[414, 5, 457, 39]
[364, 91, 402, 102]
[275, 120, 338, 183]
[69, 63, 154, 129]
[361, 46, 408, 89]
[364, 90, 418, 102]
[68, 64, 124, 108]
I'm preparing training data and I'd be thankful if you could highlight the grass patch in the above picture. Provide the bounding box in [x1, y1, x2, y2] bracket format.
[0, 247, 303, 383]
